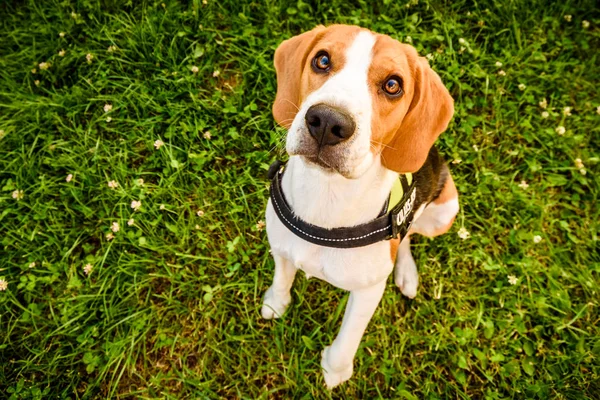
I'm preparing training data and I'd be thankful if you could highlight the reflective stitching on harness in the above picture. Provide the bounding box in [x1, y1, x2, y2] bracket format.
[271, 192, 392, 242]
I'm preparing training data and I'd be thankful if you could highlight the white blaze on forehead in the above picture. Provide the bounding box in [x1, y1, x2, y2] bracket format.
[342, 30, 377, 77]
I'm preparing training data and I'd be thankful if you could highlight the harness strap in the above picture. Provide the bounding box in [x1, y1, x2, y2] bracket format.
[269, 162, 417, 249]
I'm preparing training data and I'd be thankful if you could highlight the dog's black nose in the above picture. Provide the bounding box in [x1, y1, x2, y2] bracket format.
[305, 104, 356, 147]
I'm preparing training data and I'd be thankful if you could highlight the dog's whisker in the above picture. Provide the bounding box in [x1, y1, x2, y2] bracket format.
[282, 99, 300, 112]
[370, 140, 396, 151]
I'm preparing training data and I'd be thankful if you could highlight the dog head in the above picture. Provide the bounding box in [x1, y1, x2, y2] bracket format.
[273, 25, 454, 178]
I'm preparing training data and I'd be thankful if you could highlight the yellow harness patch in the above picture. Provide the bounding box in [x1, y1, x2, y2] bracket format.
[387, 173, 413, 213]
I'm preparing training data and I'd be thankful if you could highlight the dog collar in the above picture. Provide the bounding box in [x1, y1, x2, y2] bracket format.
[268, 160, 416, 249]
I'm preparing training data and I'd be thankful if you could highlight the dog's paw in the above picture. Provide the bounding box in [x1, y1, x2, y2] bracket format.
[321, 346, 353, 389]
[261, 287, 291, 319]
[394, 253, 419, 299]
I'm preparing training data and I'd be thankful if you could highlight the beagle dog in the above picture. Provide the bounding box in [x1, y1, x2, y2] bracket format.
[262, 25, 458, 388]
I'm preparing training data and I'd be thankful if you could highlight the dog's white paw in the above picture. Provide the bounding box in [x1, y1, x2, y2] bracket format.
[261, 286, 291, 319]
[394, 253, 419, 299]
[321, 346, 353, 389]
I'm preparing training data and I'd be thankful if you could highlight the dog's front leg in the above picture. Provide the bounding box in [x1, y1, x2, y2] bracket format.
[394, 236, 419, 299]
[261, 254, 297, 319]
[321, 280, 386, 389]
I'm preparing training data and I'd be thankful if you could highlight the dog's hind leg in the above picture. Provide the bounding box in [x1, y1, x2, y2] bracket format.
[410, 173, 459, 238]
[261, 254, 297, 319]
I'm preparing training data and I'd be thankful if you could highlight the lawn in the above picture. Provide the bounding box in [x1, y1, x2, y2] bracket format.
[0, 0, 599, 398]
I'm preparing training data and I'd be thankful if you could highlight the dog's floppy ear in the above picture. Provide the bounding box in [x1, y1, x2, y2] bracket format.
[381, 57, 454, 173]
[272, 26, 325, 127]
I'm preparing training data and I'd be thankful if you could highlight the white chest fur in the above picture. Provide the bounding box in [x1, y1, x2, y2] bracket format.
[265, 156, 398, 291]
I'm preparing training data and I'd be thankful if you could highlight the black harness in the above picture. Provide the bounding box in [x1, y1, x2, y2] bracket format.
[268, 161, 417, 248]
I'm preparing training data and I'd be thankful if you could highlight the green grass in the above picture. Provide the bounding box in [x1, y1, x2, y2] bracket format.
[0, 0, 599, 398]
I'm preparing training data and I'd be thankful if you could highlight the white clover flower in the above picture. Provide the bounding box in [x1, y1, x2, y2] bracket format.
[71, 11, 78, 19]
[106, 232, 115, 241]
[34, 80, 40, 86]
[111, 222, 120, 233]
[518, 180, 529, 189]
[107, 45, 117, 53]
[541, 111, 549, 119]
[136, 178, 144, 186]
[191, 65, 199, 74]
[29, 262, 36, 269]
[472, 144, 479, 152]
[131, 200, 142, 211]
[582, 20, 590, 29]
[539, 98, 548, 109]
[203, 131, 212, 140]
[507, 275, 518, 285]
[58, 50, 66, 57]
[457, 227, 470, 240]
[86, 53, 94, 63]
[31, 68, 37, 74]
[563, 107, 572, 116]
[59, 32, 66, 38]
[574, 158, 584, 169]
[458, 38, 466, 45]
[212, 70, 220, 77]
[425, 53, 434, 61]
[83, 263, 93, 275]
[127, 218, 134, 226]
[197, 210, 205, 217]
[256, 220, 266, 231]
[498, 70, 506, 76]
[597, 106, 600, 115]
[66, 174, 73, 182]
[195, 224, 201, 229]
[495, 61, 503, 67]
[580, 169, 587, 175]
[452, 158, 462, 164]
[108, 180, 119, 189]
[0, 278, 7, 291]
[564, 15, 572, 22]
[106, 117, 112, 123]
[159, 204, 165, 210]
[518, 83, 526, 91]
[555, 126, 566, 135]
[533, 235, 542, 243]
[12, 189, 24, 200]
[405, 36, 413, 44]
[154, 139, 164, 149]
[39, 62, 50, 70]
[103, 103, 112, 113]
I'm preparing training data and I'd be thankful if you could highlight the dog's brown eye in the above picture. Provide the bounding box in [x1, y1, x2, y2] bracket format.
[312, 51, 331, 72]
[383, 76, 403, 96]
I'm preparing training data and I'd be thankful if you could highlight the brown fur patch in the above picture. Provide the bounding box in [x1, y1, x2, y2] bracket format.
[389, 237, 400, 263]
